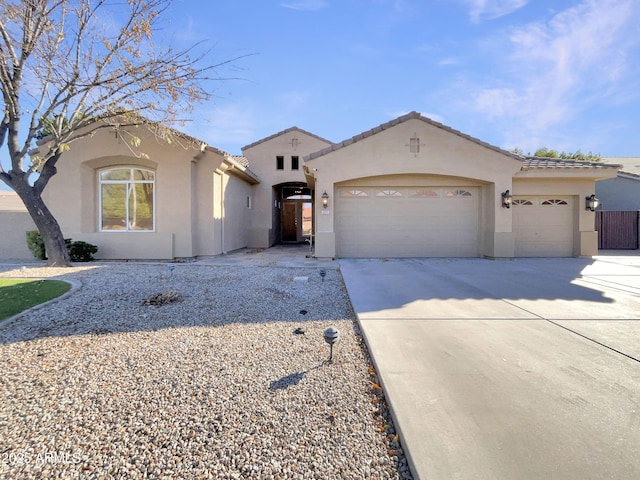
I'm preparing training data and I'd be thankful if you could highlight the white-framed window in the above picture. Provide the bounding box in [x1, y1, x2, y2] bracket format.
[542, 199, 568, 206]
[99, 167, 155, 232]
[246, 195, 252, 209]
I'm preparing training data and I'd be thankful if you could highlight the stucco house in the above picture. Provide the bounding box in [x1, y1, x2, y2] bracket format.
[37, 126, 259, 260]
[597, 158, 640, 211]
[3, 111, 619, 260]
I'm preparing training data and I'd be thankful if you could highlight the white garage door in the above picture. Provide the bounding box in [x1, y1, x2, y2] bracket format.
[336, 187, 479, 257]
[513, 197, 574, 257]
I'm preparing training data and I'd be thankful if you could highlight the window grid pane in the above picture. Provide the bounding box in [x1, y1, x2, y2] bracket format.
[100, 168, 154, 232]
[101, 184, 127, 230]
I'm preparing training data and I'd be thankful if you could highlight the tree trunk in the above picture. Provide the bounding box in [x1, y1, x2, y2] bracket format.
[13, 185, 71, 267]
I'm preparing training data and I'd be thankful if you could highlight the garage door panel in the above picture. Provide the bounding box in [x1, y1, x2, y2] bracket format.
[336, 186, 479, 258]
[513, 197, 573, 257]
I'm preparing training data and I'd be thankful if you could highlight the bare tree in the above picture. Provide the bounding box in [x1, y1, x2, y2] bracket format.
[0, 0, 241, 265]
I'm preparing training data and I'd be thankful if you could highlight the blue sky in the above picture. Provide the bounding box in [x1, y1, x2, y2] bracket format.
[163, 0, 640, 158]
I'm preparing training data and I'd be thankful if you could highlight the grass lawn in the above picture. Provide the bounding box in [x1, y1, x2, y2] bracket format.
[0, 279, 71, 322]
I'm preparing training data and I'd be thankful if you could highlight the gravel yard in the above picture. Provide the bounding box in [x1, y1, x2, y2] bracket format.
[0, 262, 412, 479]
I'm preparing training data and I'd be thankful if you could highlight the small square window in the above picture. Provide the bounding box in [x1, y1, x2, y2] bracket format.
[276, 156, 284, 170]
[291, 156, 299, 170]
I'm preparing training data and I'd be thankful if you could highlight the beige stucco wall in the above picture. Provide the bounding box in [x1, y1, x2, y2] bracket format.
[221, 170, 253, 253]
[41, 126, 256, 260]
[305, 117, 522, 258]
[0, 211, 36, 260]
[190, 157, 252, 256]
[243, 129, 332, 248]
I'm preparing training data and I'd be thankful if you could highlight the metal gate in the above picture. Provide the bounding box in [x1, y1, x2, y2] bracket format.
[596, 211, 639, 249]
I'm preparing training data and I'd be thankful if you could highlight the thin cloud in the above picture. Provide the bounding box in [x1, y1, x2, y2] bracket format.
[437, 57, 460, 66]
[390, 0, 417, 14]
[280, 0, 329, 11]
[470, 0, 640, 143]
[463, 0, 529, 22]
[276, 91, 311, 113]
[188, 104, 256, 153]
[422, 112, 446, 124]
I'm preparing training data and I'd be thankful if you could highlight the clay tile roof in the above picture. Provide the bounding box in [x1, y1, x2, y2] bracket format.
[602, 157, 640, 176]
[522, 156, 621, 170]
[231, 155, 249, 168]
[241, 127, 332, 151]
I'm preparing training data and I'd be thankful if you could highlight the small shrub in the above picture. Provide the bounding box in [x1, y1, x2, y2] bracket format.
[25, 231, 98, 262]
[68, 240, 98, 262]
[26, 230, 46, 260]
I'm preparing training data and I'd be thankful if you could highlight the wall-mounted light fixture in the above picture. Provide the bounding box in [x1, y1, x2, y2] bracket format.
[585, 194, 599, 212]
[501, 190, 512, 208]
[321, 190, 329, 209]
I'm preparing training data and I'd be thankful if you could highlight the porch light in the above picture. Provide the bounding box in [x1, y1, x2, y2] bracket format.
[585, 194, 599, 212]
[501, 190, 512, 208]
[321, 191, 329, 209]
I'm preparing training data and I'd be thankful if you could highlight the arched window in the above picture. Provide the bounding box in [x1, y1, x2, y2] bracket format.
[99, 167, 155, 231]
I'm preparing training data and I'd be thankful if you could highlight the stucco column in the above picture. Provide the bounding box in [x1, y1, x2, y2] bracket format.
[487, 181, 515, 258]
[314, 183, 336, 258]
[578, 192, 599, 257]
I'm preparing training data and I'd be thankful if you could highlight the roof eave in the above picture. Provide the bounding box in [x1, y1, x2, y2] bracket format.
[221, 154, 260, 185]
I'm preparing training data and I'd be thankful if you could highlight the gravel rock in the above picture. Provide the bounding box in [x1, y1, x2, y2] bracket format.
[0, 263, 413, 479]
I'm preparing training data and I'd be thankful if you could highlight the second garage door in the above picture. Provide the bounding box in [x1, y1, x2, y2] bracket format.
[336, 186, 479, 257]
[513, 196, 574, 257]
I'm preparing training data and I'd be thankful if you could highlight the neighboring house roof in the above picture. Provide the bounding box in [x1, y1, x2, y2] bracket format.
[304, 111, 523, 162]
[522, 157, 621, 171]
[617, 171, 640, 181]
[602, 157, 640, 176]
[241, 127, 333, 151]
[0, 191, 27, 212]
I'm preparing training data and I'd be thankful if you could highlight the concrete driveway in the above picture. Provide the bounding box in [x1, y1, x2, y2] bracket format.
[339, 255, 640, 480]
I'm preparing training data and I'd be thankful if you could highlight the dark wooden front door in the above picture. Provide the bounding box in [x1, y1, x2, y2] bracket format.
[282, 202, 298, 242]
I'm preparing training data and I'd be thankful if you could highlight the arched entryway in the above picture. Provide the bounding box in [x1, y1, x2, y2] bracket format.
[276, 182, 313, 244]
